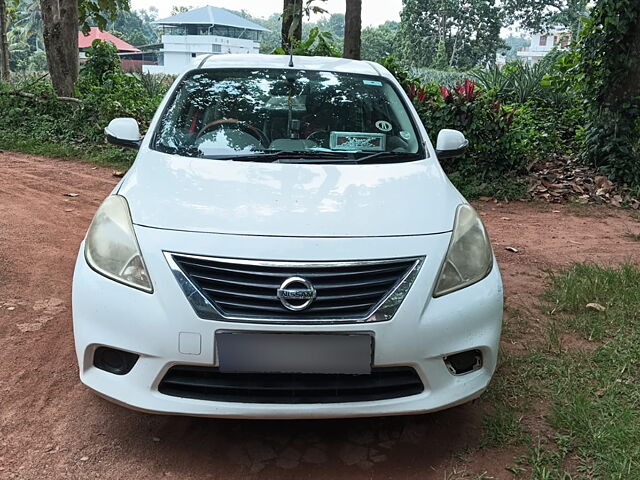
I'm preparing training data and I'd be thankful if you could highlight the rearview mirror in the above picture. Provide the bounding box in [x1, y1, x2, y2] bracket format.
[436, 129, 469, 159]
[105, 118, 142, 150]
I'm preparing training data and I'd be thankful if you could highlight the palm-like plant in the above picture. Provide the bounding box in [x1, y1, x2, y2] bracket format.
[13, 0, 43, 50]
[472, 60, 553, 104]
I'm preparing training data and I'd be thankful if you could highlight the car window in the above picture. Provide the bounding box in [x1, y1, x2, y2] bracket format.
[152, 68, 424, 163]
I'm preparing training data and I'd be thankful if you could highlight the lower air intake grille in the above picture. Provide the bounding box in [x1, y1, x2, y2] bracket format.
[170, 254, 419, 321]
[158, 366, 424, 404]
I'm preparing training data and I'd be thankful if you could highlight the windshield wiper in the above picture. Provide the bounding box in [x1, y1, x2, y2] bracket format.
[204, 150, 349, 163]
[199, 150, 418, 164]
[352, 151, 419, 164]
[199, 151, 290, 162]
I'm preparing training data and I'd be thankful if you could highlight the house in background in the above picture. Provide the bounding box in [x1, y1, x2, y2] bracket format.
[143, 6, 269, 74]
[517, 28, 572, 64]
[78, 27, 141, 59]
[78, 28, 157, 72]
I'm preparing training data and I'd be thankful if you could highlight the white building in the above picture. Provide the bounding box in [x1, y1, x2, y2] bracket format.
[517, 28, 572, 64]
[144, 6, 269, 74]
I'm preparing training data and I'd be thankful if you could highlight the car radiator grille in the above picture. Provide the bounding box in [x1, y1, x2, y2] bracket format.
[170, 254, 419, 320]
[158, 366, 424, 404]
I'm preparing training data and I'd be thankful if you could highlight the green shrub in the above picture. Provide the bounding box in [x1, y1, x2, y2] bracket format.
[472, 55, 568, 107]
[409, 79, 525, 177]
[79, 40, 123, 84]
[577, 0, 640, 188]
[0, 40, 168, 166]
[273, 27, 341, 57]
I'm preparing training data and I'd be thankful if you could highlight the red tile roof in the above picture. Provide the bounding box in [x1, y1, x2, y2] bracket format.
[78, 28, 141, 53]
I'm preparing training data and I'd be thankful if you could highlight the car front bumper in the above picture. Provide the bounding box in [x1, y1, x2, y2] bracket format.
[72, 226, 503, 419]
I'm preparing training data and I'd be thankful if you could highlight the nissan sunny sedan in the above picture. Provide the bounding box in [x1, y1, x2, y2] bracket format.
[72, 54, 503, 419]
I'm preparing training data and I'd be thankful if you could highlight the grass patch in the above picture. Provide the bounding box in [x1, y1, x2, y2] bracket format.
[625, 231, 640, 242]
[540, 265, 640, 477]
[487, 264, 640, 478]
[0, 133, 135, 171]
[481, 403, 526, 448]
[545, 263, 640, 341]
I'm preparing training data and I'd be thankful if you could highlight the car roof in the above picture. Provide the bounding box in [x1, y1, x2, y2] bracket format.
[193, 54, 388, 78]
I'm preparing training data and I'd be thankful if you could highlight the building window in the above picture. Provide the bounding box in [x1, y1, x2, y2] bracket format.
[212, 44, 222, 53]
[539, 35, 547, 46]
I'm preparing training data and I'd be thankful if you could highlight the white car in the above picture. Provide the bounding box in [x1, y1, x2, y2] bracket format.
[72, 54, 503, 419]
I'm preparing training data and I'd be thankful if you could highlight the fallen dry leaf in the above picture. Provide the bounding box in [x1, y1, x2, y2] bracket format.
[113, 170, 126, 178]
[527, 157, 638, 208]
[505, 247, 519, 253]
[64, 193, 79, 197]
[586, 302, 606, 312]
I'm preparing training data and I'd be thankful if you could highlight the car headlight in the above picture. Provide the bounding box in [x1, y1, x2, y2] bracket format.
[434, 204, 493, 297]
[84, 195, 153, 293]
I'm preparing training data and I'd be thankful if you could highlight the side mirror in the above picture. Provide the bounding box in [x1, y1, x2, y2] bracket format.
[105, 118, 142, 150]
[436, 129, 469, 159]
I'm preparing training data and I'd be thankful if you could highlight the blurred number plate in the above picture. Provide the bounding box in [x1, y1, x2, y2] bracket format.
[216, 332, 373, 374]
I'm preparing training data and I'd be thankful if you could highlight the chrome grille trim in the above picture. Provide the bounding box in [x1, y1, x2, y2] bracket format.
[164, 252, 424, 325]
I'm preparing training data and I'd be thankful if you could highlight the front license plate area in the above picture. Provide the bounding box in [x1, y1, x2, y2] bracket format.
[216, 332, 373, 374]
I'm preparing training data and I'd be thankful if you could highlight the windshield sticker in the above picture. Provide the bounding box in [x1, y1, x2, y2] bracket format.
[400, 130, 411, 140]
[330, 132, 386, 152]
[375, 120, 393, 132]
[363, 80, 383, 87]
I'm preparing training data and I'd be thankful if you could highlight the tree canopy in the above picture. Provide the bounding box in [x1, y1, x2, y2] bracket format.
[397, 0, 505, 69]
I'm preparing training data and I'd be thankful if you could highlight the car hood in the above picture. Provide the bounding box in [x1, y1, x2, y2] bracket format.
[118, 150, 462, 237]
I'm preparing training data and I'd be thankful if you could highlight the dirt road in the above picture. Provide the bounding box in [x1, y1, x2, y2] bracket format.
[1, 152, 638, 480]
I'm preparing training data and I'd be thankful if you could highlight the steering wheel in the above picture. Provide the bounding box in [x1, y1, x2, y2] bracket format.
[196, 119, 269, 147]
[306, 129, 330, 146]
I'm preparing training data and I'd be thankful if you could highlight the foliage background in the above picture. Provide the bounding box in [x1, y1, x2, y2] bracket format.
[0, 1, 639, 196]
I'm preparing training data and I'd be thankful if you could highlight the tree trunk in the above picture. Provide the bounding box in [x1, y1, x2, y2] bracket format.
[0, 0, 9, 81]
[281, 0, 303, 50]
[40, 0, 78, 97]
[343, 0, 362, 60]
[606, 15, 640, 105]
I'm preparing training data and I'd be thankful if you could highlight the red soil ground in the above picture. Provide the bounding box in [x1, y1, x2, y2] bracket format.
[1, 152, 638, 479]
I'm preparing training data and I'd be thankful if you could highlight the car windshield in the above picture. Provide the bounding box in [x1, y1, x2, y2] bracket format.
[151, 68, 423, 163]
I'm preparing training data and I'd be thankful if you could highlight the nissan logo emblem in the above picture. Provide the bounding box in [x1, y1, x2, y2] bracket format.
[277, 277, 317, 311]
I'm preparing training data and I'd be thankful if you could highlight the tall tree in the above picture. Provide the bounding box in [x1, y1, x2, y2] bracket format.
[397, 0, 504, 69]
[14, 0, 44, 51]
[40, 0, 78, 97]
[502, 0, 590, 34]
[39, 0, 130, 97]
[343, 0, 361, 59]
[361, 22, 398, 62]
[281, 0, 328, 51]
[0, 0, 9, 80]
[316, 13, 344, 37]
[578, 0, 640, 186]
[281, 0, 303, 50]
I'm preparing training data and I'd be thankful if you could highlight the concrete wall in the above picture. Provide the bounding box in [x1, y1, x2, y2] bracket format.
[143, 34, 260, 74]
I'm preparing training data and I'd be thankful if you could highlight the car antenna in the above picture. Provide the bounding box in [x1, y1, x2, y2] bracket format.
[288, 51, 294, 68]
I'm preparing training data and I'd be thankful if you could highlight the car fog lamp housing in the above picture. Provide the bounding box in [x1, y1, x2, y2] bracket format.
[85, 195, 153, 293]
[434, 204, 493, 297]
